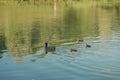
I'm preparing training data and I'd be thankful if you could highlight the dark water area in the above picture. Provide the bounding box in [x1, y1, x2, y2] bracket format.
[0, 1, 120, 80]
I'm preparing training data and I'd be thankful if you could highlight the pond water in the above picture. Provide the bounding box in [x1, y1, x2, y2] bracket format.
[0, 2, 120, 80]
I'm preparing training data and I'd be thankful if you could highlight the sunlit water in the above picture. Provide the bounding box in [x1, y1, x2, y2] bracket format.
[0, 2, 120, 80]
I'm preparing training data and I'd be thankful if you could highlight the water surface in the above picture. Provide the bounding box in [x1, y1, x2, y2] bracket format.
[0, 2, 120, 80]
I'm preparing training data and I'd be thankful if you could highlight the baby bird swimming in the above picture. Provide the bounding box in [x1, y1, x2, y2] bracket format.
[77, 38, 84, 43]
[86, 43, 91, 48]
[70, 48, 77, 52]
[77, 39, 84, 42]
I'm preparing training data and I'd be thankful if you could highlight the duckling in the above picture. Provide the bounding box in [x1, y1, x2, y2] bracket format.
[86, 43, 91, 48]
[45, 42, 56, 53]
[77, 39, 84, 43]
[70, 48, 77, 52]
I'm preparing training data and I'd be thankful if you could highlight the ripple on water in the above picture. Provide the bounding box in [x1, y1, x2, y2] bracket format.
[48, 40, 120, 80]
[1, 40, 120, 80]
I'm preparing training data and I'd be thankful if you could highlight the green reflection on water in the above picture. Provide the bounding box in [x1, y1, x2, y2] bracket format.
[0, 1, 120, 59]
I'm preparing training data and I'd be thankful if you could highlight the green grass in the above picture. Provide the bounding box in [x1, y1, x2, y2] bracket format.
[0, 0, 119, 7]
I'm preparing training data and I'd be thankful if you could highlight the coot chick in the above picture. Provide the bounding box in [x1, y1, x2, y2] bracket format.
[86, 43, 91, 48]
[70, 48, 77, 52]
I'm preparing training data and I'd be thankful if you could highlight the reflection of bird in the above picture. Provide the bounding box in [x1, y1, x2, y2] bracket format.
[86, 43, 91, 48]
[45, 42, 56, 54]
[70, 48, 77, 52]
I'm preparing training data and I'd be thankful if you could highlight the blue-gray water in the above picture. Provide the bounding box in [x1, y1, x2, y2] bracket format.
[0, 2, 120, 80]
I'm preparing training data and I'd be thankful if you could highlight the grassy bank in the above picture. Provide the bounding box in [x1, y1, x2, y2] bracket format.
[0, 0, 120, 7]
